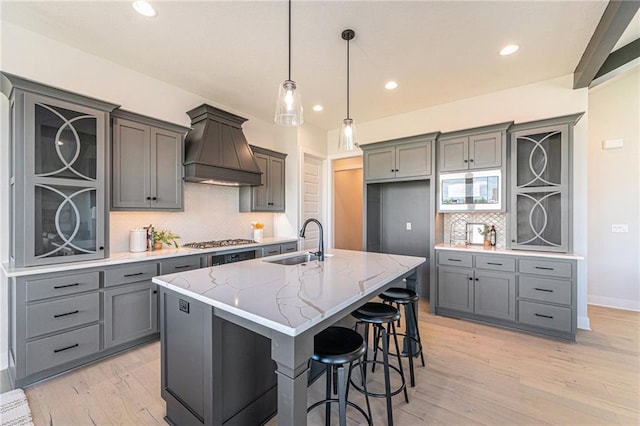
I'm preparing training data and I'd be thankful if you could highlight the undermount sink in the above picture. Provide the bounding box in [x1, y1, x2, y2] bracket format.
[265, 253, 319, 266]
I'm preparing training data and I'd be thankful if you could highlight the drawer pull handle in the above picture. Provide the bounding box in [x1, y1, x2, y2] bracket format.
[124, 272, 144, 277]
[54, 310, 79, 318]
[487, 262, 503, 266]
[53, 283, 80, 289]
[534, 313, 554, 319]
[534, 288, 554, 293]
[53, 343, 79, 353]
[447, 258, 462, 262]
[174, 265, 193, 270]
[535, 266, 554, 271]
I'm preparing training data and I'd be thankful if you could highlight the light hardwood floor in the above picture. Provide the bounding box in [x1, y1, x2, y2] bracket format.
[24, 302, 639, 425]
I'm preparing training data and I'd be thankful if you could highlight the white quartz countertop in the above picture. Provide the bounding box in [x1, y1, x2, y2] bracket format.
[435, 243, 584, 260]
[152, 249, 426, 337]
[1, 237, 298, 277]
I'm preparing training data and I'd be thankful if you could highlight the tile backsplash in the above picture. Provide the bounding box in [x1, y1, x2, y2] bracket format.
[443, 212, 507, 248]
[109, 183, 281, 253]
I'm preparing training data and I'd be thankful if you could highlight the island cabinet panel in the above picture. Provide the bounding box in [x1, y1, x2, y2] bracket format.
[362, 134, 437, 182]
[160, 289, 277, 426]
[435, 249, 577, 340]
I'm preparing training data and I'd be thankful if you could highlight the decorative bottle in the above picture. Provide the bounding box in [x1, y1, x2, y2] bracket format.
[489, 225, 497, 247]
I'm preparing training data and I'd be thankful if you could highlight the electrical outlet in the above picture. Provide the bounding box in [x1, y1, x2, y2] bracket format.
[179, 299, 190, 313]
[611, 224, 629, 233]
[406, 222, 412, 230]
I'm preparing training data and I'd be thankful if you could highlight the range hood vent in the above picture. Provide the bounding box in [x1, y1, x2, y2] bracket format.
[183, 104, 262, 186]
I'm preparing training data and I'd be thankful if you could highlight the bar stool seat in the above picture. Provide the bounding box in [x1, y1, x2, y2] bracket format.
[307, 326, 372, 426]
[379, 287, 425, 387]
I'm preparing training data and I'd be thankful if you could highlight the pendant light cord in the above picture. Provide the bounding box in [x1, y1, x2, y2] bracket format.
[288, 0, 292, 81]
[346, 36, 350, 119]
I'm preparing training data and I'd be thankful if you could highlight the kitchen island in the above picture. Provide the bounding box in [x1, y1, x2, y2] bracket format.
[152, 248, 426, 426]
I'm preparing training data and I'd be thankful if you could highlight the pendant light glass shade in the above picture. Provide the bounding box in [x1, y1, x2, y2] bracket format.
[274, 0, 303, 126]
[275, 80, 303, 126]
[339, 118, 357, 151]
[338, 29, 356, 150]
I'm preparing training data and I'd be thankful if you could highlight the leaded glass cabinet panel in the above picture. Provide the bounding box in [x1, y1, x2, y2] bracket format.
[509, 113, 582, 253]
[1, 72, 118, 266]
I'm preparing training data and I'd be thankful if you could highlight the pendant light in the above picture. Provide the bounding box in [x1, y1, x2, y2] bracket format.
[338, 29, 356, 150]
[274, 0, 303, 126]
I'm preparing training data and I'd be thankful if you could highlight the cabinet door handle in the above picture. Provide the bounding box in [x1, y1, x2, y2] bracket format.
[395, 169, 399, 172]
[54, 310, 79, 318]
[152, 197, 157, 201]
[534, 287, 554, 293]
[535, 266, 554, 271]
[447, 258, 462, 262]
[53, 343, 79, 353]
[463, 159, 468, 163]
[124, 272, 144, 277]
[53, 283, 80, 289]
[487, 262, 503, 266]
[146, 197, 151, 200]
[468, 277, 473, 281]
[475, 278, 479, 281]
[534, 313, 554, 319]
[469, 159, 474, 162]
[174, 265, 193, 270]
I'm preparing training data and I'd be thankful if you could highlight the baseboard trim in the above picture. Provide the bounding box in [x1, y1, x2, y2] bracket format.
[588, 296, 640, 312]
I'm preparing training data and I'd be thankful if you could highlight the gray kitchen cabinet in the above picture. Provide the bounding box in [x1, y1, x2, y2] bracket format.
[437, 266, 474, 312]
[362, 133, 437, 181]
[159, 255, 204, 274]
[111, 110, 189, 211]
[260, 242, 298, 257]
[239, 145, 287, 212]
[1, 72, 118, 267]
[435, 249, 577, 340]
[437, 122, 511, 172]
[104, 281, 158, 348]
[509, 113, 583, 252]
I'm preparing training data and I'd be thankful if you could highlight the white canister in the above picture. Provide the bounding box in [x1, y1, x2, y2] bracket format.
[129, 228, 148, 252]
[253, 228, 264, 243]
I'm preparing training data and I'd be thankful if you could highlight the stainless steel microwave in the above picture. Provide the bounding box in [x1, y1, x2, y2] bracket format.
[438, 170, 502, 211]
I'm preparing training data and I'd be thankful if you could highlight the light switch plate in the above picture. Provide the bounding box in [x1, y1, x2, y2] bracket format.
[602, 139, 624, 149]
[612, 224, 629, 233]
[406, 222, 412, 230]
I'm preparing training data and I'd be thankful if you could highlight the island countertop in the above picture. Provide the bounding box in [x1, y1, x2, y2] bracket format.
[152, 248, 426, 337]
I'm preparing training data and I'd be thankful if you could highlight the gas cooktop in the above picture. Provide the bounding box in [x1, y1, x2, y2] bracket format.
[182, 239, 257, 249]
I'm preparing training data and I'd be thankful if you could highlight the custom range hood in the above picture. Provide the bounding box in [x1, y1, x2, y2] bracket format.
[183, 104, 262, 186]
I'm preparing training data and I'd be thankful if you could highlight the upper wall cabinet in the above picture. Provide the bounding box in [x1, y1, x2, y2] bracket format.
[0, 72, 119, 267]
[362, 133, 438, 182]
[239, 145, 287, 212]
[111, 110, 190, 211]
[437, 122, 512, 173]
[509, 113, 583, 253]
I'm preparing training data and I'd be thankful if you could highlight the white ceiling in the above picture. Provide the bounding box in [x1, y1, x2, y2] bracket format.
[1, 1, 630, 130]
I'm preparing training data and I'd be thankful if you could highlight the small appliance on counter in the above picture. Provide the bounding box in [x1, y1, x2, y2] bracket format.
[129, 228, 148, 252]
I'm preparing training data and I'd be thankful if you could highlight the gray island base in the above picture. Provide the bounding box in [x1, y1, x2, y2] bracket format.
[152, 249, 426, 426]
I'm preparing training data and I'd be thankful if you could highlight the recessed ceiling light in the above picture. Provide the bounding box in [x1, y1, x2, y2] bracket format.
[312, 105, 323, 112]
[499, 44, 519, 56]
[133, 1, 156, 17]
[385, 81, 398, 90]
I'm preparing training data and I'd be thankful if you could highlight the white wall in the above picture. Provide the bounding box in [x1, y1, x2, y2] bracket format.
[587, 67, 640, 311]
[0, 22, 325, 369]
[330, 75, 591, 329]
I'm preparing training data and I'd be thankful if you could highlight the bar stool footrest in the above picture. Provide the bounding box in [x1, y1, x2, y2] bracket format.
[349, 360, 406, 399]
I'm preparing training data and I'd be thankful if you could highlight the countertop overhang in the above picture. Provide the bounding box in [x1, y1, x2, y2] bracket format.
[153, 249, 426, 337]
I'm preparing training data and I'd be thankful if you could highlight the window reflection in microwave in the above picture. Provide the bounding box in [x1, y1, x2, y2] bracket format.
[442, 176, 499, 205]
[442, 178, 466, 204]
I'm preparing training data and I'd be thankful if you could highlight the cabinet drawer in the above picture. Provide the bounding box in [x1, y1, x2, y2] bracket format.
[26, 272, 100, 302]
[519, 276, 571, 305]
[26, 293, 100, 338]
[518, 300, 571, 333]
[475, 256, 515, 272]
[438, 252, 473, 268]
[159, 256, 202, 274]
[26, 324, 100, 376]
[519, 259, 571, 278]
[281, 242, 298, 254]
[104, 262, 157, 287]
[262, 245, 281, 257]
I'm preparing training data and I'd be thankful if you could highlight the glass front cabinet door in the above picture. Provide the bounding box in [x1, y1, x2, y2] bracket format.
[509, 113, 583, 253]
[3, 73, 118, 267]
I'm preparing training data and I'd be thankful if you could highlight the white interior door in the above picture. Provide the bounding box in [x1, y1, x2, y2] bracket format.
[302, 154, 323, 251]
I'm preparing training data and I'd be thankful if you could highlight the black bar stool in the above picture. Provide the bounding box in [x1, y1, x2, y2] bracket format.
[379, 287, 425, 387]
[307, 326, 372, 426]
[350, 302, 408, 426]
